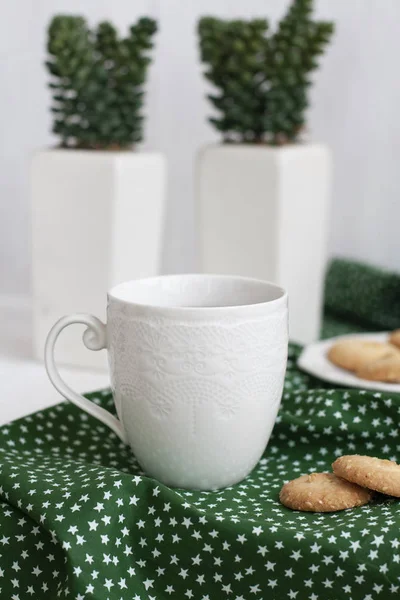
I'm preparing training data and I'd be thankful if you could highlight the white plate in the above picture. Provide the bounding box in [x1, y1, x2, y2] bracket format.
[298, 332, 400, 393]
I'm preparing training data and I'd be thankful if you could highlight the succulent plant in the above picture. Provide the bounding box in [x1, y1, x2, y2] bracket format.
[198, 0, 334, 144]
[46, 15, 157, 150]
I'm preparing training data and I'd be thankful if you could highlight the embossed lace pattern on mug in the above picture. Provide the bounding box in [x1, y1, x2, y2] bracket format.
[108, 307, 287, 433]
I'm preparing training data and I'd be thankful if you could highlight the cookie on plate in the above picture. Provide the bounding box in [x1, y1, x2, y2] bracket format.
[357, 353, 400, 382]
[279, 472, 372, 512]
[389, 329, 400, 349]
[327, 339, 396, 372]
[333, 455, 400, 497]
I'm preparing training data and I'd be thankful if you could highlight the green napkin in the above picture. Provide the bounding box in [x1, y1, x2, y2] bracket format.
[1, 345, 399, 600]
[322, 257, 400, 338]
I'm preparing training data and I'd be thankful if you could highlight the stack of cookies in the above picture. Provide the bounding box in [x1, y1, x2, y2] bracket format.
[280, 455, 400, 512]
[327, 329, 400, 383]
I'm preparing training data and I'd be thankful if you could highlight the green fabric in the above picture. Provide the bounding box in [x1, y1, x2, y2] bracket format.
[321, 313, 369, 340]
[2, 256, 400, 599]
[322, 257, 400, 338]
[1, 345, 400, 600]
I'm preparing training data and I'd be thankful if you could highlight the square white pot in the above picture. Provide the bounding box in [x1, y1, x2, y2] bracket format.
[32, 149, 166, 369]
[197, 143, 332, 344]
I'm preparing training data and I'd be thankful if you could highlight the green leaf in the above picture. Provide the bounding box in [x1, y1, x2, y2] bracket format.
[45, 13, 156, 147]
[198, 0, 333, 142]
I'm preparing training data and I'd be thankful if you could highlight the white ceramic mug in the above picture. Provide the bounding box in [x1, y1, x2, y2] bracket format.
[45, 274, 288, 490]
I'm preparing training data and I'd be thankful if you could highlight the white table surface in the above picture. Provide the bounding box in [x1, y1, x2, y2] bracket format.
[0, 300, 109, 426]
[0, 357, 109, 426]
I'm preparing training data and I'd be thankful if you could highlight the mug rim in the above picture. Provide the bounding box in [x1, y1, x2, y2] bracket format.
[108, 273, 287, 313]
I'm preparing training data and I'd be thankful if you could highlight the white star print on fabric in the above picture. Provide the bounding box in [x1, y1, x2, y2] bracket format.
[0, 345, 399, 598]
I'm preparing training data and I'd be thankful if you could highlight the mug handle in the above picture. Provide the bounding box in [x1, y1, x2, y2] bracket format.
[44, 314, 127, 444]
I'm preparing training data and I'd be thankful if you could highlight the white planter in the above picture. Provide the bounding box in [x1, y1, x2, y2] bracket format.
[197, 143, 332, 344]
[32, 149, 166, 369]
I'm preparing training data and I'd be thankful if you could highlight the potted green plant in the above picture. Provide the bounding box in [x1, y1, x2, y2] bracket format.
[31, 15, 165, 368]
[197, 0, 334, 344]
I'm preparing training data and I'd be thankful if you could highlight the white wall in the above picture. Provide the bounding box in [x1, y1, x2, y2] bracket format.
[1, 0, 399, 296]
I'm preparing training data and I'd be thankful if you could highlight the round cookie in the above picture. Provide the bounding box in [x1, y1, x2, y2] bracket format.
[389, 329, 400, 349]
[357, 353, 400, 382]
[327, 339, 396, 372]
[279, 472, 372, 512]
[333, 455, 400, 497]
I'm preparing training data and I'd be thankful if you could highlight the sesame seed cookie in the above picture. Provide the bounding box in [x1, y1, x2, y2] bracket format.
[333, 455, 400, 497]
[357, 353, 400, 382]
[327, 339, 397, 372]
[389, 329, 400, 349]
[279, 472, 372, 512]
